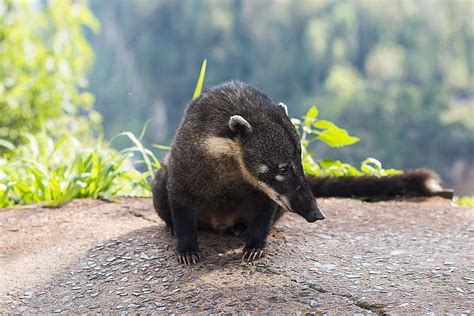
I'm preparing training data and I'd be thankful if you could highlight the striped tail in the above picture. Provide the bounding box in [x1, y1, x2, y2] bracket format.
[307, 169, 453, 199]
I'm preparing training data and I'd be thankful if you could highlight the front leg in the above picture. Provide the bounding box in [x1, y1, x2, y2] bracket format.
[242, 201, 278, 261]
[169, 199, 200, 265]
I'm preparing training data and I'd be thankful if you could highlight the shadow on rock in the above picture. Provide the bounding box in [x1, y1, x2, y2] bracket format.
[24, 223, 324, 313]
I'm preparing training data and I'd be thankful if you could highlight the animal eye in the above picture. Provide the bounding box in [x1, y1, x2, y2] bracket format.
[279, 165, 289, 175]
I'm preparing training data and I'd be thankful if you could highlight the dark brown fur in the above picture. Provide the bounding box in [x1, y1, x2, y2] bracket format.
[308, 169, 453, 199]
[152, 81, 452, 265]
[153, 81, 323, 265]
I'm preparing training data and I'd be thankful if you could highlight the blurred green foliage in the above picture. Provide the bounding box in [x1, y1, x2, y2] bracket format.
[295, 106, 401, 177]
[0, 0, 161, 207]
[0, 0, 101, 148]
[88, 0, 474, 193]
[0, 131, 160, 207]
[0, 0, 472, 207]
[453, 196, 474, 207]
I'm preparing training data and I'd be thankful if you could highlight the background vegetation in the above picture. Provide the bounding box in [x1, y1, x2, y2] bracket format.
[0, 0, 100, 147]
[88, 0, 474, 195]
[0, 0, 158, 207]
[0, 0, 472, 207]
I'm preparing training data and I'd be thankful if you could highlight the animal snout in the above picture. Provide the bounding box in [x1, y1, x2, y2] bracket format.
[306, 208, 326, 222]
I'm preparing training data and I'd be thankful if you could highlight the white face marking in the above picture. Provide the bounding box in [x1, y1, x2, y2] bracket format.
[275, 175, 285, 181]
[257, 164, 269, 174]
[203, 136, 292, 211]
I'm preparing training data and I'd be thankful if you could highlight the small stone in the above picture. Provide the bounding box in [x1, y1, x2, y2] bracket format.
[120, 277, 129, 282]
[18, 306, 28, 312]
[309, 300, 319, 308]
[146, 275, 155, 282]
[390, 250, 406, 256]
[140, 252, 151, 260]
[127, 303, 140, 308]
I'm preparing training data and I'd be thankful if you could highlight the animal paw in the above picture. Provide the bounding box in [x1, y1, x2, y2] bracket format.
[176, 250, 201, 265]
[242, 246, 266, 262]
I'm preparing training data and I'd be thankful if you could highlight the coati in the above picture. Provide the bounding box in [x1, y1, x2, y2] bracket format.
[152, 81, 452, 265]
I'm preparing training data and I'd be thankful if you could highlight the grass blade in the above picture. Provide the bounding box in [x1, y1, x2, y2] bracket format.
[192, 59, 207, 100]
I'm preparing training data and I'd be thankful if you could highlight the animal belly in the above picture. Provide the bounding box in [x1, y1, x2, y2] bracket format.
[198, 205, 244, 233]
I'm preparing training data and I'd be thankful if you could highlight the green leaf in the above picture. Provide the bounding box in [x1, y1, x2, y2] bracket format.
[361, 158, 383, 172]
[383, 168, 403, 176]
[192, 59, 207, 100]
[152, 144, 171, 150]
[304, 106, 319, 126]
[313, 120, 360, 148]
[454, 196, 474, 206]
[0, 139, 15, 152]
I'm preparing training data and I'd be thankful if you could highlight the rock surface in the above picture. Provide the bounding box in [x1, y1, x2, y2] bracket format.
[0, 197, 473, 314]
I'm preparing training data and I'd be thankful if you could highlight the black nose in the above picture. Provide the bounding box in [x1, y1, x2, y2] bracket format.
[306, 209, 326, 222]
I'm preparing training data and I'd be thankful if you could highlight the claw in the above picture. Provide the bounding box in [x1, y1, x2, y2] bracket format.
[176, 251, 201, 265]
[242, 247, 266, 262]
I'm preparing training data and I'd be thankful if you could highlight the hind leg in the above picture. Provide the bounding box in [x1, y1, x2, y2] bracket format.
[152, 167, 173, 230]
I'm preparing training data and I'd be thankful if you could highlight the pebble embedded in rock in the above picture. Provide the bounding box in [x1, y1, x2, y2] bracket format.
[309, 300, 319, 308]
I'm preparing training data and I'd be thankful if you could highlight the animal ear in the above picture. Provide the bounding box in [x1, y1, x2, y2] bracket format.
[229, 115, 252, 136]
[278, 102, 288, 116]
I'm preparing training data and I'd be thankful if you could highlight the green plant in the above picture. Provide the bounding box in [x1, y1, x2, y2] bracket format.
[0, 131, 161, 208]
[192, 59, 207, 100]
[0, 58, 407, 209]
[293, 106, 402, 177]
[453, 196, 474, 207]
[0, 0, 101, 150]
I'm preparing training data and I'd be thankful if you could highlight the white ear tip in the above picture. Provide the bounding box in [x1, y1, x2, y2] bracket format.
[229, 115, 246, 126]
[278, 102, 288, 115]
[229, 115, 252, 133]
